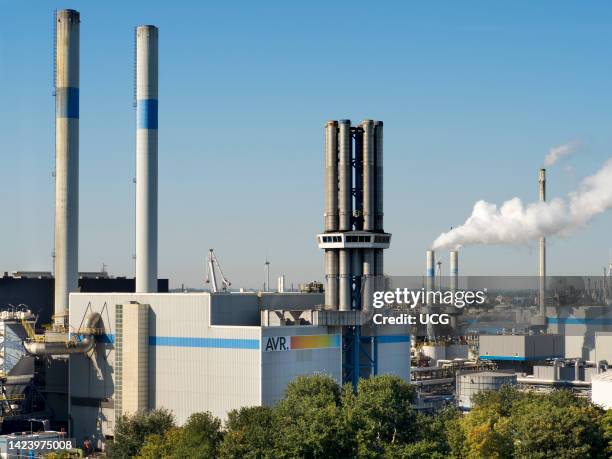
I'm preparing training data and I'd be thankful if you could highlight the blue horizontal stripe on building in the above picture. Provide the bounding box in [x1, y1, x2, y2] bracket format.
[479, 355, 564, 361]
[149, 336, 260, 349]
[137, 99, 158, 129]
[56, 87, 79, 119]
[361, 335, 410, 344]
[547, 317, 612, 325]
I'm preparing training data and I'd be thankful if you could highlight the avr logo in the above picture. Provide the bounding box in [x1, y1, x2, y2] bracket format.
[265, 336, 290, 352]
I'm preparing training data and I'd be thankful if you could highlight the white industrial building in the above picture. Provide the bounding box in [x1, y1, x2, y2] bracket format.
[547, 306, 612, 360]
[67, 292, 410, 443]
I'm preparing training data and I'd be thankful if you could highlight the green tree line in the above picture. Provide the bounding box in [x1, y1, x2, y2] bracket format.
[107, 374, 612, 458]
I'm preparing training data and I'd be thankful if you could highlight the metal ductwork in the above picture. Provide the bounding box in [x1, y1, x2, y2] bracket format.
[24, 312, 101, 356]
[136, 25, 159, 293]
[54, 9, 80, 327]
[318, 120, 390, 313]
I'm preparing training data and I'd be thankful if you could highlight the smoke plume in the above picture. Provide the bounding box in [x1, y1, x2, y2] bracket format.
[544, 142, 577, 166]
[432, 159, 612, 250]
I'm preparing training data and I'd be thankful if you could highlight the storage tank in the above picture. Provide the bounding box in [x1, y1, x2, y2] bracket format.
[456, 371, 517, 410]
[591, 371, 612, 409]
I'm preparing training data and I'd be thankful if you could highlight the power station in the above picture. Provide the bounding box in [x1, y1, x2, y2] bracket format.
[1, 7, 612, 454]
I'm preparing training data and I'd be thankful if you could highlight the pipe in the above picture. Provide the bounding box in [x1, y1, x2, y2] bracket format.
[539, 168, 546, 316]
[54, 10, 80, 326]
[574, 358, 582, 381]
[374, 121, 384, 231]
[362, 120, 374, 231]
[338, 120, 352, 231]
[375, 249, 384, 292]
[325, 250, 339, 309]
[324, 121, 339, 232]
[353, 128, 364, 230]
[517, 377, 590, 387]
[24, 312, 101, 356]
[136, 25, 159, 293]
[362, 249, 375, 312]
[339, 249, 352, 311]
[352, 250, 363, 309]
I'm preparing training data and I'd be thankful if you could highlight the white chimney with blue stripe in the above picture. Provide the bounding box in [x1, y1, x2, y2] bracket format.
[54, 9, 80, 326]
[136, 25, 159, 293]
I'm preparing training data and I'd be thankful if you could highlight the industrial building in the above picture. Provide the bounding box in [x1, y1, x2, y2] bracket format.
[67, 292, 340, 440]
[547, 305, 612, 360]
[64, 117, 411, 444]
[3, 7, 612, 453]
[0, 9, 410, 446]
[0, 273, 168, 326]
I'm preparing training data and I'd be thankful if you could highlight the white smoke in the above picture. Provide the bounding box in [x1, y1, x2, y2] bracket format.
[544, 142, 577, 166]
[432, 158, 612, 250]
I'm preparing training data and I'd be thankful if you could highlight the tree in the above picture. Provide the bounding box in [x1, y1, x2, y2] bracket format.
[219, 406, 275, 459]
[511, 399, 604, 458]
[383, 439, 447, 459]
[414, 406, 461, 457]
[451, 387, 607, 459]
[108, 408, 175, 458]
[135, 411, 223, 459]
[344, 375, 418, 458]
[272, 374, 355, 458]
[602, 409, 612, 456]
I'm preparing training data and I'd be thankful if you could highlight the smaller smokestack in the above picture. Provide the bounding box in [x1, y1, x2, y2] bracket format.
[450, 250, 458, 295]
[426, 250, 435, 305]
[277, 275, 285, 293]
[539, 168, 546, 316]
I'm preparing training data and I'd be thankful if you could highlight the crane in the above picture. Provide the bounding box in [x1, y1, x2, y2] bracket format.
[205, 249, 231, 293]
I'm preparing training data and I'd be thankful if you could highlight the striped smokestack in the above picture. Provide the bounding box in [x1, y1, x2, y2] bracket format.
[54, 9, 80, 326]
[135, 25, 159, 293]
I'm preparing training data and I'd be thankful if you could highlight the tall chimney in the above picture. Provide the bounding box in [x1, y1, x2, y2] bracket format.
[539, 168, 546, 316]
[135, 25, 159, 293]
[426, 250, 435, 302]
[450, 250, 458, 295]
[318, 119, 390, 313]
[338, 120, 352, 311]
[54, 10, 80, 326]
[324, 121, 339, 309]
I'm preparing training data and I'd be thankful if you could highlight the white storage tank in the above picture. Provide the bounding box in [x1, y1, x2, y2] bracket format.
[422, 344, 446, 365]
[456, 371, 517, 410]
[591, 371, 612, 409]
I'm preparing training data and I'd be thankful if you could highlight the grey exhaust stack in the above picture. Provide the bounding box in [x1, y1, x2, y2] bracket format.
[135, 25, 159, 293]
[54, 9, 80, 327]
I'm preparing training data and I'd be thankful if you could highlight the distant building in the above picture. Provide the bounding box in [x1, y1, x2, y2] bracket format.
[0, 274, 169, 327]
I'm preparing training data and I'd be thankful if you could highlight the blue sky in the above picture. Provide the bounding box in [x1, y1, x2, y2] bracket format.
[2, 1, 612, 288]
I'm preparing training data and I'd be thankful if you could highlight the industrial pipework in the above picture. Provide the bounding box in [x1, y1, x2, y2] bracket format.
[135, 25, 159, 293]
[317, 120, 391, 312]
[24, 312, 101, 356]
[54, 10, 80, 327]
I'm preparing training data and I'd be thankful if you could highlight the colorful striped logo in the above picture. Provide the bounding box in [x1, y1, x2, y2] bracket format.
[263, 334, 341, 352]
